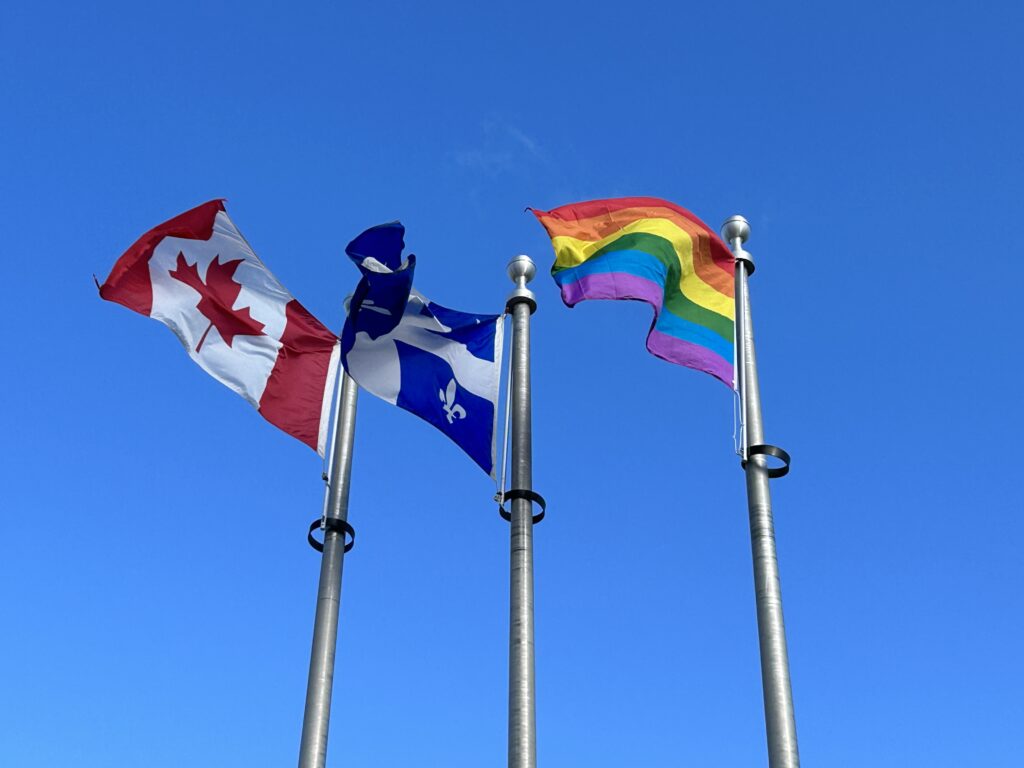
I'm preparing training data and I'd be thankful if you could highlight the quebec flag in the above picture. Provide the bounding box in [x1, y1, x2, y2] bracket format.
[340, 222, 504, 477]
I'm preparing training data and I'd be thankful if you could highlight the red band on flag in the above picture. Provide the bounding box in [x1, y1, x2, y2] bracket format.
[260, 301, 339, 452]
[100, 200, 225, 315]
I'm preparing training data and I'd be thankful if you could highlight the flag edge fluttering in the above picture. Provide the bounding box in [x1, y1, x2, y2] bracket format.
[532, 196, 736, 388]
[98, 200, 341, 455]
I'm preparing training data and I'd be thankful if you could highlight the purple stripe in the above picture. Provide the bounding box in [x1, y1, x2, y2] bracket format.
[647, 330, 733, 387]
[559, 271, 734, 388]
[559, 271, 663, 310]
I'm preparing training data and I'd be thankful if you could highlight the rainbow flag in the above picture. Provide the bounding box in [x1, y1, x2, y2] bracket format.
[532, 196, 735, 387]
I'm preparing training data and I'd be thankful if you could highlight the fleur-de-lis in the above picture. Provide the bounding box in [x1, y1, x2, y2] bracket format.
[439, 378, 467, 424]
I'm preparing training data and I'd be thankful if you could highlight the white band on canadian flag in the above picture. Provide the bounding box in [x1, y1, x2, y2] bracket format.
[318, 342, 342, 457]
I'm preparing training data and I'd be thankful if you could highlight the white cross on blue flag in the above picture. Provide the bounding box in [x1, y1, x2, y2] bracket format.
[340, 222, 504, 477]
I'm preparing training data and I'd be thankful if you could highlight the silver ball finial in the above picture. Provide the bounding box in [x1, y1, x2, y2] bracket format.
[506, 254, 538, 313]
[721, 215, 750, 245]
[507, 254, 536, 286]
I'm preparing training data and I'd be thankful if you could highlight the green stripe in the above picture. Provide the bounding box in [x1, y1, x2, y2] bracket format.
[579, 232, 733, 342]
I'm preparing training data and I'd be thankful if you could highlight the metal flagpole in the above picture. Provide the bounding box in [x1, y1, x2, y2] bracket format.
[505, 255, 539, 768]
[722, 216, 800, 768]
[298, 370, 359, 768]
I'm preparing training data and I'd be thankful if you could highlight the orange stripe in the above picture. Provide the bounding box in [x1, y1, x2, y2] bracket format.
[680, 215, 733, 298]
[536, 206, 733, 297]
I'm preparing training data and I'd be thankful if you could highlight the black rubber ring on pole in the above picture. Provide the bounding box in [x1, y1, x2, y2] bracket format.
[505, 295, 537, 314]
[307, 517, 355, 553]
[741, 444, 791, 479]
[498, 489, 546, 524]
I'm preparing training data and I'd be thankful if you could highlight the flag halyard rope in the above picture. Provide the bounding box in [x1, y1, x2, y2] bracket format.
[496, 311, 513, 505]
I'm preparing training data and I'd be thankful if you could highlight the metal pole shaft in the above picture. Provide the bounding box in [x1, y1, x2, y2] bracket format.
[726, 217, 800, 768]
[506, 256, 538, 768]
[298, 372, 359, 768]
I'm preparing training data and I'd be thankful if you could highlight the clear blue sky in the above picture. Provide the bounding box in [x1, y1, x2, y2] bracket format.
[2, 2, 1021, 766]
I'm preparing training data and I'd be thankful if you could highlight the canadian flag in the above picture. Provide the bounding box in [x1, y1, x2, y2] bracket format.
[99, 200, 340, 455]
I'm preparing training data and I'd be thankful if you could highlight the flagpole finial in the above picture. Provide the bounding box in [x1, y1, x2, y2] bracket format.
[722, 215, 755, 274]
[507, 255, 536, 286]
[721, 215, 750, 245]
[506, 255, 537, 313]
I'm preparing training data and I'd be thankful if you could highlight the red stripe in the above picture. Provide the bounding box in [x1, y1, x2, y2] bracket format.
[533, 196, 733, 275]
[259, 300, 338, 451]
[99, 199, 225, 316]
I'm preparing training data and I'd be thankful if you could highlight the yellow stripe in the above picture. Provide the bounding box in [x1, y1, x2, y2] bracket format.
[551, 218, 735, 320]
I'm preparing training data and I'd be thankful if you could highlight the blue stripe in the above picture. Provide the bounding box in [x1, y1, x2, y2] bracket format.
[654, 310, 733, 361]
[553, 249, 668, 286]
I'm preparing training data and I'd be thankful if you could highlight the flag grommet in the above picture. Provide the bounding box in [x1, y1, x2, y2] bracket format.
[498, 489, 546, 524]
[307, 517, 355, 553]
[741, 444, 791, 479]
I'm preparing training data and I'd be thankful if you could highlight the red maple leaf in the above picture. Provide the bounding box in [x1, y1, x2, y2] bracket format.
[168, 252, 266, 352]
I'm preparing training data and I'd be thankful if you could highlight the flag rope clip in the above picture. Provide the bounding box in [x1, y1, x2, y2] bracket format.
[307, 517, 356, 553]
[740, 444, 791, 479]
[498, 489, 546, 524]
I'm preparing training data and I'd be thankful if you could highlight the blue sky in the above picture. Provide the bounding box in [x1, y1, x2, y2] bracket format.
[2, 1, 1022, 765]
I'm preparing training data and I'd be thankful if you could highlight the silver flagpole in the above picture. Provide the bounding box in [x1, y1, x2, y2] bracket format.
[298, 370, 359, 768]
[506, 256, 539, 768]
[722, 216, 800, 768]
